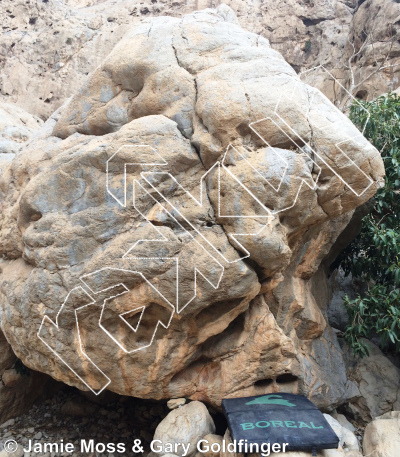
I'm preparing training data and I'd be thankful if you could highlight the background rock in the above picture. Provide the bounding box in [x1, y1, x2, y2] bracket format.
[1, 0, 400, 120]
[0, 103, 42, 176]
[341, 339, 400, 423]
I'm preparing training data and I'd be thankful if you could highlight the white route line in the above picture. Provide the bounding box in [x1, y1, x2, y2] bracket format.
[140, 166, 273, 264]
[106, 144, 167, 207]
[37, 287, 111, 395]
[125, 179, 225, 314]
[79, 267, 175, 353]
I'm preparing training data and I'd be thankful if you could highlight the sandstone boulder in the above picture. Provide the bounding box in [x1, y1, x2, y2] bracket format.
[275, 451, 362, 457]
[0, 7, 384, 407]
[153, 401, 215, 457]
[363, 411, 400, 457]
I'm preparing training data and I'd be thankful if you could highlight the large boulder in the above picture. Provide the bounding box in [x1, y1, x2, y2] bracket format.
[0, 7, 384, 407]
[363, 411, 400, 457]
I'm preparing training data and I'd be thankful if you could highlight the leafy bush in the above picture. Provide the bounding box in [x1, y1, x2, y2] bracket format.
[339, 93, 400, 356]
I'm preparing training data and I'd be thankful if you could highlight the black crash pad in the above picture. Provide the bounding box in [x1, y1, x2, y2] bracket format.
[222, 393, 339, 452]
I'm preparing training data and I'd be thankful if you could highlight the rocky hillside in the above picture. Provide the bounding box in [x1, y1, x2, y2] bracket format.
[1, 0, 400, 119]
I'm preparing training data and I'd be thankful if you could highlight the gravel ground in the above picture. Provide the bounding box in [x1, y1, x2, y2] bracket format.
[0, 387, 170, 457]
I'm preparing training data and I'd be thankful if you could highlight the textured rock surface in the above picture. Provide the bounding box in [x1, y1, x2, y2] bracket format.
[0, 103, 42, 175]
[0, 7, 385, 407]
[153, 401, 215, 457]
[1, 0, 400, 119]
[363, 411, 400, 457]
[342, 339, 400, 422]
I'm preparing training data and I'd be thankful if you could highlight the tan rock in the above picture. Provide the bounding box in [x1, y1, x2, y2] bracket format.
[0, 103, 42, 175]
[281, 452, 362, 457]
[0, 331, 15, 373]
[167, 398, 186, 410]
[0, 444, 24, 457]
[2, 368, 23, 388]
[363, 411, 400, 457]
[330, 412, 355, 432]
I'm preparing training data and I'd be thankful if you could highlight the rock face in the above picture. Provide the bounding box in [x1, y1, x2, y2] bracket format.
[363, 411, 400, 457]
[0, 7, 385, 407]
[1, 0, 400, 119]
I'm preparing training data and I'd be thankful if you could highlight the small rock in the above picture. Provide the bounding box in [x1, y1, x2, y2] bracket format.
[200, 434, 223, 457]
[33, 432, 42, 440]
[140, 429, 153, 442]
[27, 427, 34, 433]
[1, 418, 15, 428]
[167, 398, 186, 410]
[2, 368, 23, 387]
[150, 404, 164, 416]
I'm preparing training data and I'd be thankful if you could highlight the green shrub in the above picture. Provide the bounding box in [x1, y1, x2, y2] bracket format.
[338, 93, 400, 356]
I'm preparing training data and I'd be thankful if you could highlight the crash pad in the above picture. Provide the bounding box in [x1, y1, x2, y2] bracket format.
[222, 393, 339, 453]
